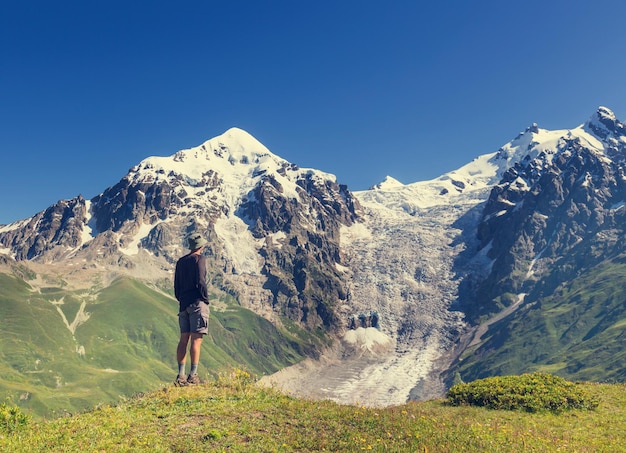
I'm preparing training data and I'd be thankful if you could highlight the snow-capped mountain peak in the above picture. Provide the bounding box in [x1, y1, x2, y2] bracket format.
[126, 127, 337, 217]
[356, 107, 626, 221]
[582, 106, 626, 158]
[586, 106, 620, 137]
[131, 127, 282, 188]
[370, 176, 404, 190]
[3, 106, 626, 409]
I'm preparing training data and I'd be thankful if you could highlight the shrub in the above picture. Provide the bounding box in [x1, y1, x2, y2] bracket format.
[446, 372, 599, 413]
[0, 403, 31, 434]
[216, 367, 256, 391]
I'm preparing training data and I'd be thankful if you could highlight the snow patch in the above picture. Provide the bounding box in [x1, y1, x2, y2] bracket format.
[611, 201, 626, 211]
[130, 128, 334, 217]
[0, 218, 29, 234]
[371, 175, 404, 190]
[343, 327, 393, 352]
[268, 231, 287, 249]
[50, 297, 91, 335]
[340, 221, 372, 245]
[214, 215, 263, 274]
[81, 200, 96, 245]
[120, 222, 155, 256]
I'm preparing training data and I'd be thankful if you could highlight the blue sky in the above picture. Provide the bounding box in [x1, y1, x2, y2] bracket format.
[2, 0, 626, 224]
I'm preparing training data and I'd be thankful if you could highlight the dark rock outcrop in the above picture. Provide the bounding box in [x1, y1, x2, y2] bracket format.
[469, 108, 626, 320]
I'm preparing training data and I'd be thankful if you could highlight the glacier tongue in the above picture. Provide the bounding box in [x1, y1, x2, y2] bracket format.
[257, 110, 626, 406]
[261, 182, 484, 406]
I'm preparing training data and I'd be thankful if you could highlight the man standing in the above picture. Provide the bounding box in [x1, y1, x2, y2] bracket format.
[174, 232, 210, 386]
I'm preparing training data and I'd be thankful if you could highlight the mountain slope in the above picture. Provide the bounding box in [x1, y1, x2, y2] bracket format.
[259, 122, 533, 405]
[2, 376, 624, 452]
[0, 128, 359, 416]
[0, 266, 313, 417]
[264, 106, 626, 403]
[0, 128, 360, 331]
[457, 258, 626, 382]
[452, 106, 626, 383]
[2, 107, 626, 414]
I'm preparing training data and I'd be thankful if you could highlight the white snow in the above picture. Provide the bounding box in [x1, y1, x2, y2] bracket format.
[0, 218, 29, 234]
[267, 231, 287, 249]
[80, 200, 96, 246]
[527, 246, 547, 279]
[5, 110, 625, 407]
[580, 172, 593, 188]
[120, 222, 154, 256]
[214, 215, 263, 274]
[358, 151, 500, 212]
[132, 128, 328, 210]
[371, 175, 405, 190]
[265, 115, 623, 407]
[339, 221, 372, 245]
[343, 327, 393, 352]
[116, 128, 337, 259]
[611, 201, 626, 211]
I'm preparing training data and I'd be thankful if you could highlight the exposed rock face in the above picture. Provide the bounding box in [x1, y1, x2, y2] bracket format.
[471, 108, 626, 319]
[446, 108, 626, 384]
[586, 106, 626, 158]
[0, 196, 88, 260]
[0, 128, 361, 334]
[240, 172, 360, 330]
[3, 108, 626, 405]
[92, 176, 179, 232]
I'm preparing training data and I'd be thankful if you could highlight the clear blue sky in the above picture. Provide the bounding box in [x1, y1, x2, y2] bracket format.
[2, 0, 626, 224]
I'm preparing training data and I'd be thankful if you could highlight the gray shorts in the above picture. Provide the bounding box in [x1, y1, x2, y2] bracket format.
[178, 302, 210, 335]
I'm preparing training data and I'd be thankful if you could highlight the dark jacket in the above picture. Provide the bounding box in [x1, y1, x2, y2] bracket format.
[174, 252, 209, 311]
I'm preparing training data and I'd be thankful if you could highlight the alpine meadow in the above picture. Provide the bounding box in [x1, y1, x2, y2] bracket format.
[1, 108, 626, 451]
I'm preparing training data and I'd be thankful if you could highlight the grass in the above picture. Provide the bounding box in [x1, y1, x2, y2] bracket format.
[1, 370, 625, 452]
[457, 258, 626, 384]
[0, 273, 315, 419]
[447, 373, 599, 413]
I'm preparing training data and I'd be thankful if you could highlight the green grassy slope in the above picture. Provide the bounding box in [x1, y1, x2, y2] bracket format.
[457, 257, 626, 383]
[0, 273, 313, 419]
[1, 373, 624, 452]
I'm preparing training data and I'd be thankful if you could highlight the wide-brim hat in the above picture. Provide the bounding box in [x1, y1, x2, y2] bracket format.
[187, 232, 208, 250]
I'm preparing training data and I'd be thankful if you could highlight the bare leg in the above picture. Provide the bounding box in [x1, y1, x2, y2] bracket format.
[189, 333, 203, 366]
[177, 333, 191, 364]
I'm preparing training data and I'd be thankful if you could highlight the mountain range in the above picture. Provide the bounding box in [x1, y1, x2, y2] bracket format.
[1, 106, 625, 417]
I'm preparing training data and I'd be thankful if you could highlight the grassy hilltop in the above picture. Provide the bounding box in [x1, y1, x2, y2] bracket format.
[0, 271, 315, 419]
[1, 371, 625, 452]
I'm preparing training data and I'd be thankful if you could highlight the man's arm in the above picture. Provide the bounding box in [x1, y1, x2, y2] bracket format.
[197, 255, 209, 303]
[174, 260, 181, 301]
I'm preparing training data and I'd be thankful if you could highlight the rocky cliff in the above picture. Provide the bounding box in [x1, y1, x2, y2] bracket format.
[471, 108, 626, 320]
[3, 108, 626, 406]
[0, 128, 361, 334]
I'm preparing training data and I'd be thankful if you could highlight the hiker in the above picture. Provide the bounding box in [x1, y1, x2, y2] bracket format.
[173, 232, 210, 386]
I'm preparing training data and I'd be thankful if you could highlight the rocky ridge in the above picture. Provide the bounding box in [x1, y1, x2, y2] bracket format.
[472, 107, 626, 319]
[262, 106, 626, 403]
[2, 107, 626, 406]
[0, 128, 360, 334]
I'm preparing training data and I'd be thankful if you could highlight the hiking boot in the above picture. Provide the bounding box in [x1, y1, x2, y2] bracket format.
[174, 375, 188, 387]
[186, 374, 203, 385]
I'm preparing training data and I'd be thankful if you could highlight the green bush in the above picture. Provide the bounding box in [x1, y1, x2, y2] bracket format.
[0, 403, 31, 434]
[446, 372, 599, 413]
